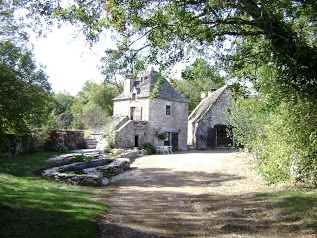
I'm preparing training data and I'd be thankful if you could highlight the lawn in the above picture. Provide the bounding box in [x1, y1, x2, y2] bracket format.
[0, 151, 108, 238]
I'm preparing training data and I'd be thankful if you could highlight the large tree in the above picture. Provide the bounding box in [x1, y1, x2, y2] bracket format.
[0, 41, 52, 135]
[6, 1, 317, 99]
[33, 0, 315, 100]
[0, 1, 53, 153]
[174, 58, 225, 113]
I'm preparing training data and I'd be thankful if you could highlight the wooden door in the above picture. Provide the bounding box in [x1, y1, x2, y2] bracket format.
[171, 132, 179, 151]
[207, 127, 217, 149]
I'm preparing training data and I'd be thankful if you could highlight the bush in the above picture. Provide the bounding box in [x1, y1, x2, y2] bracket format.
[142, 142, 157, 155]
[69, 154, 91, 163]
[50, 141, 67, 153]
[229, 96, 317, 187]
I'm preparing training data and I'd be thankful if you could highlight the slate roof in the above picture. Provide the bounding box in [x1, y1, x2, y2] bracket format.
[188, 85, 228, 123]
[113, 70, 189, 103]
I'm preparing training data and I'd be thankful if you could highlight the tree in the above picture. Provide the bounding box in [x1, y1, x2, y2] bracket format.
[37, 1, 314, 98]
[69, 81, 118, 129]
[52, 92, 74, 129]
[0, 41, 52, 135]
[7, 1, 316, 99]
[5, 0, 317, 185]
[99, 46, 148, 93]
[174, 58, 225, 113]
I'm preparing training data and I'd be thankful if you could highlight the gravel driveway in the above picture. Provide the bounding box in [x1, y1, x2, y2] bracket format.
[99, 150, 314, 238]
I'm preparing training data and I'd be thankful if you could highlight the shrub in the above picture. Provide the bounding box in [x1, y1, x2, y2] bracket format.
[69, 154, 91, 163]
[51, 141, 67, 153]
[157, 133, 166, 140]
[142, 142, 157, 155]
[229, 95, 317, 187]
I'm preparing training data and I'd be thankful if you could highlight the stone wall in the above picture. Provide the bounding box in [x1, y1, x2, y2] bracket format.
[195, 89, 233, 149]
[148, 99, 188, 150]
[113, 98, 150, 121]
[115, 120, 148, 149]
[112, 97, 188, 151]
[0, 134, 44, 158]
[42, 157, 131, 186]
[45, 130, 85, 150]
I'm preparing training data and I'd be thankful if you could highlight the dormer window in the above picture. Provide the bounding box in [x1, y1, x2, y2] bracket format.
[131, 93, 136, 101]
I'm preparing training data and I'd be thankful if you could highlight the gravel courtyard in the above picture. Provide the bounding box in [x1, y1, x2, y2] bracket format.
[99, 150, 315, 238]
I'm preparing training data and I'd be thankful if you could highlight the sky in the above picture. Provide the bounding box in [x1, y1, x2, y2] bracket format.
[31, 24, 185, 96]
[31, 25, 106, 95]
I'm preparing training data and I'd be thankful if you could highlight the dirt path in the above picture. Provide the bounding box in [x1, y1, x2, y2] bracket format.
[99, 150, 314, 238]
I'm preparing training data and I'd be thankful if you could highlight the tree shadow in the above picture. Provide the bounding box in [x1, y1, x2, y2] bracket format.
[101, 167, 316, 237]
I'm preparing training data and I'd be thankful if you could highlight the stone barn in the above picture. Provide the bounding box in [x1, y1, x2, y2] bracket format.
[109, 69, 189, 151]
[188, 85, 233, 150]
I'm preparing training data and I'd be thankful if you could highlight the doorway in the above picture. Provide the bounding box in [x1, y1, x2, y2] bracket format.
[134, 135, 139, 147]
[214, 124, 232, 147]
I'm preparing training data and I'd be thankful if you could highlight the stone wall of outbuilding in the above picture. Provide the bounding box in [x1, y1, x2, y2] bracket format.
[193, 89, 233, 149]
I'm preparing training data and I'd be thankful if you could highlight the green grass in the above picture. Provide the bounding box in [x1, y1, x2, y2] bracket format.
[257, 189, 317, 231]
[0, 151, 108, 238]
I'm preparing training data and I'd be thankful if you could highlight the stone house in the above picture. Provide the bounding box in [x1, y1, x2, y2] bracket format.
[188, 85, 233, 149]
[110, 70, 189, 151]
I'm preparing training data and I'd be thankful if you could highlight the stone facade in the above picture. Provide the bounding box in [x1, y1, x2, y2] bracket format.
[111, 70, 189, 151]
[188, 86, 233, 150]
[116, 120, 148, 148]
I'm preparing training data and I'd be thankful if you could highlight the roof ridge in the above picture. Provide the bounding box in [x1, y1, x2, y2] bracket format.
[188, 85, 227, 122]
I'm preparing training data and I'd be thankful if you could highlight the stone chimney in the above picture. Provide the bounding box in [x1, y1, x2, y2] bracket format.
[201, 92, 206, 99]
[124, 76, 134, 93]
[208, 88, 217, 96]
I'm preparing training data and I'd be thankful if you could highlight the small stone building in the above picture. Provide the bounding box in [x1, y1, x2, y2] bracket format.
[111, 70, 189, 151]
[188, 85, 233, 149]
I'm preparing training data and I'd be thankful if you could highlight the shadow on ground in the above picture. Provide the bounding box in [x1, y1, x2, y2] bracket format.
[99, 167, 315, 238]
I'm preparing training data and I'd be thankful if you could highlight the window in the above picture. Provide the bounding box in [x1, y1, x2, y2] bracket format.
[131, 93, 136, 101]
[164, 132, 170, 146]
[130, 107, 135, 120]
[166, 105, 171, 115]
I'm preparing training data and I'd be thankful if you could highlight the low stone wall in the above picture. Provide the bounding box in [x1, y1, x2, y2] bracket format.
[44, 130, 85, 150]
[0, 134, 43, 158]
[42, 157, 131, 186]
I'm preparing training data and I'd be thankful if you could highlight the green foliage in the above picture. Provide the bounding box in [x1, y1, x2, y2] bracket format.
[0, 132, 10, 154]
[258, 190, 317, 230]
[157, 133, 166, 140]
[99, 47, 148, 93]
[69, 81, 117, 130]
[103, 127, 116, 149]
[50, 141, 67, 153]
[174, 58, 225, 113]
[142, 142, 157, 155]
[69, 154, 91, 163]
[229, 93, 317, 187]
[200, 134, 208, 141]
[0, 41, 52, 135]
[0, 151, 108, 238]
[149, 75, 164, 99]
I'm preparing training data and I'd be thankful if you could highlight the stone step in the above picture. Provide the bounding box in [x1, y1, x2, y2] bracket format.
[85, 138, 98, 149]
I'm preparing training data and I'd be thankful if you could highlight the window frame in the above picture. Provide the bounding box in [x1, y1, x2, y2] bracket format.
[166, 105, 171, 115]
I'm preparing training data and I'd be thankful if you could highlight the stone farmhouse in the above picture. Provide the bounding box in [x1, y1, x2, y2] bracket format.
[109, 69, 189, 151]
[188, 85, 233, 150]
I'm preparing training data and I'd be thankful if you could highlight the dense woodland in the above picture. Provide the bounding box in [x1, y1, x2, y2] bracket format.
[1, 0, 317, 187]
